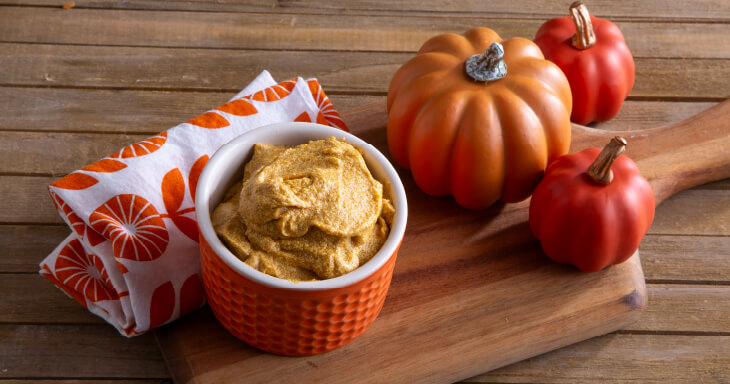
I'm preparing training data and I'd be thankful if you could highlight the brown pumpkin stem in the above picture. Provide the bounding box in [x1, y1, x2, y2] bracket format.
[570, 1, 596, 49]
[465, 42, 507, 83]
[587, 136, 627, 185]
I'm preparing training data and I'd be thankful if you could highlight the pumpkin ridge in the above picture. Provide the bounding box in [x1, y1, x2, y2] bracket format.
[502, 37, 545, 61]
[574, 53, 600, 123]
[593, 18, 626, 43]
[491, 87, 544, 203]
[490, 91, 509, 202]
[464, 27, 502, 54]
[574, 192, 607, 271]
[536, 171, 577, 262]
[419, 32, 474, 58]
[408, 89, 470, 196]
[399, 69, 455, 109]
[593, 55, 626, 121]
[508, 58, 571, 107]
[446, 92, 478, 199]
[611, 187, 640, 263]
[387, 52, 461, 112]
[501, 74, 571, 164]
[388, 70, 454, 168]
[499, 76, 551, 173]
[449, 91, 504, 208]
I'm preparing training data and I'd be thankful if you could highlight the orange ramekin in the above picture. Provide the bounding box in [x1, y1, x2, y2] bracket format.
[195, 122, 408, 356]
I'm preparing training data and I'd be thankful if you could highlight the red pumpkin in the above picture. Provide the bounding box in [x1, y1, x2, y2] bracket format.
[529, 137, 654, 272]
[387, 27, 572, 209]
[534, 1, 634, 125]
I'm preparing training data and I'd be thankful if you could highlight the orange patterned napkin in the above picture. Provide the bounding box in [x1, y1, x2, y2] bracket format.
[39, 71, 347, 336]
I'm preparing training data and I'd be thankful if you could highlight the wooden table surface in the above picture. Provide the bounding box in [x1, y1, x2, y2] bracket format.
[1, 1, 728, 383]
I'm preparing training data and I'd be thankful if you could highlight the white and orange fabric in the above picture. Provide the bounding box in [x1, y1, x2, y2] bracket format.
[39, 71, 347, 336]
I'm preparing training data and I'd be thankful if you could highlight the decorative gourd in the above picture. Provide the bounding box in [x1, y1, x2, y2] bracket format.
[387, 27, 572, 209]
[529, 137, 655, 272]
[534, 1, 634, 125]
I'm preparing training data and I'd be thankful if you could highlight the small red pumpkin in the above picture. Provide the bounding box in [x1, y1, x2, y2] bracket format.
[529, 137, 654, 272]
[534, 1, 634, 125]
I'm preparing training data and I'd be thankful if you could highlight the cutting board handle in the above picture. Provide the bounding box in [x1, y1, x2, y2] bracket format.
[571, 99, 730, 205]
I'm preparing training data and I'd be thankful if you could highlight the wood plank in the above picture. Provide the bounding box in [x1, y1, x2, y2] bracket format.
[5, 221, 730, 282]
[0, 324, 168, 378]
[0, 43, 409, 94]
[701, 178, 730, 190]
[0, 176, 63, 224]
[0, 380, 171, 384]
[640, 235, 730, 282]
[2, 0, 729, 21]
[0, 274, 105, 324]
[0, 2, 726, 384]
[0, 87, 380, 133]
[0, 87, 714, 133]
[1, 328, 725, 383]
[0, 97, 724, 173]
[1, 44, 728, 98]
[635, 58, 730, 99]
[468, 334, 730, 383]
[589, 101, 716, 131]
[0, 225, 69, 273]
[649, 189, 730, 236]
[6, 271, 727, 333]
[626, 285, 730, 333]
[2, 176, 729, 230]
[0, 131, 150, 175]
[0, 7, 728, 59]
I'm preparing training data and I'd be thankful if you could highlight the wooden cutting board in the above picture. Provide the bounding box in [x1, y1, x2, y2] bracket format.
[154, 100, 730, 384]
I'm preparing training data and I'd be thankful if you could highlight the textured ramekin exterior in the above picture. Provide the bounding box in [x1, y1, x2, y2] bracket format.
[195, 122, 407, 355]
[200, 236, 399, 356]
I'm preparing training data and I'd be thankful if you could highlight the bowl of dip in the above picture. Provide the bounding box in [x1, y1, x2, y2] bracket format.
[195, 122, 408, 356]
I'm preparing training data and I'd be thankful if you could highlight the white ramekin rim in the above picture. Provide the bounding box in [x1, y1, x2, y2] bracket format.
[195, 122, 408, 291]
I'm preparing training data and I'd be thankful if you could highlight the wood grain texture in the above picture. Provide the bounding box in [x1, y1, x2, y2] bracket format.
[0, 131, 149, 175]
[469, 334, 730, 383]
[154, 100, 729, 384]
[0, 176, 61, 223]
[0, 274, 105, 324]
[626, 285, 730, 333]
[0, 7, 728, 58]
[0, 381, 171, 384]
[640, 235, 730, 282]
[5, 224, 729, 283]
[0, 87, 713, 133]
[156, 255, 647, 384]
[569, 100, 730, 203]
[2, 44, 727, 98]
[0, 324, 168, 378]
[4, 100, 728, 177]
[2, 0, 729, 21]
[649, 190, 730, 236]
[6, 271, 726, 332]
[0, 225, 69, 272]
[4, 177, 729, 231]
[0, 43, 409, 94]
[0, 87, 380, 133]
[1, 0, 728, 382]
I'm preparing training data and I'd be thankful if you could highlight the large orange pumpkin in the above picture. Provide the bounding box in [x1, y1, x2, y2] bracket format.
[387, 27, 573, 209]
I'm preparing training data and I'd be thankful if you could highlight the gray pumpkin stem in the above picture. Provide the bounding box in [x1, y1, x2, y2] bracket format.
[465, 42, 507, 83]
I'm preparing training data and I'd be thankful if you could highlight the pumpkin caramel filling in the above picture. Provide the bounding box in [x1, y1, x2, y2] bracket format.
[211, 137, 395, 282]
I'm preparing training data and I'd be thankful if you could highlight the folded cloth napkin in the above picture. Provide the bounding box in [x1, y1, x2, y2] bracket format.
[39, 71, 348, 336]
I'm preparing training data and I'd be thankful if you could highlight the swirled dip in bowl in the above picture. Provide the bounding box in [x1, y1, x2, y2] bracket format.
[212, 137, 395, 281]
[195, 122, 408, 355]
